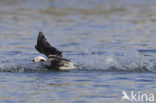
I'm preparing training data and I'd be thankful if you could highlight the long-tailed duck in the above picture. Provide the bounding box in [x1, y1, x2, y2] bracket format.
[32, 31, 75, 70]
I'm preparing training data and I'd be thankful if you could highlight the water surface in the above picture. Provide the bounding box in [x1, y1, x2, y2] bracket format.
[0, 0, 156, 103]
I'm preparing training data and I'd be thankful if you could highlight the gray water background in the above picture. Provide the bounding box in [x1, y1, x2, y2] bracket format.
[0, 0, 156, 103]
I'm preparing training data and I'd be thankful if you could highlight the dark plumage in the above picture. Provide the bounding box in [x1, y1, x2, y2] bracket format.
[34, 31, 75, 70]
[35, 31, 62, 57]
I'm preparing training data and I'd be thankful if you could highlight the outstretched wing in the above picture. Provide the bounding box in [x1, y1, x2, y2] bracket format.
[35, 31, 62, 57]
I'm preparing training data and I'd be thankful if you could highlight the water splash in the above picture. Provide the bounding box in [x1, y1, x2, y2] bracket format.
[72, 48, 156, 72]
[0, 54, 45, 72]
[0, 49, 155, 72]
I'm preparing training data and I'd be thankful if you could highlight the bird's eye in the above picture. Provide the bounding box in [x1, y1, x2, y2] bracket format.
[32, 59, 35, 62]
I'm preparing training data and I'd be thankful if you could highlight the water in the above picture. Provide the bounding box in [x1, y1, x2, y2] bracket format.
[0, 0, 156, 103]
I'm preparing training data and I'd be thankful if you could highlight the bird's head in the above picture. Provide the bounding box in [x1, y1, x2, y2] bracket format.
[32, 56, 46, 63]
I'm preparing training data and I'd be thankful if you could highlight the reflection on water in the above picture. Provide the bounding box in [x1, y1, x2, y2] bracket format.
[0, 0, 156, 103]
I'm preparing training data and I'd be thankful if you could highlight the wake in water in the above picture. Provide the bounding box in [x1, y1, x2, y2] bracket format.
[71, 48, 156, 72]
[0, 54, 45, 72]
[0, 48, 155, 72]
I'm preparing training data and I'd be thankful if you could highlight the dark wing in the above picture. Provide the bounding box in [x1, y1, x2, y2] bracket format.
[35, 31, 62, 57]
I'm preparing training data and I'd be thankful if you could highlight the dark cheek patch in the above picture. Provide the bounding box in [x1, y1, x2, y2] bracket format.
[40, 59, 46, 62]
[32, 59, 35, 62]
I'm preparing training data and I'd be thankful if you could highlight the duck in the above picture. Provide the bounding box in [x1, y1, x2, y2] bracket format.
[32, 31, 75, 70]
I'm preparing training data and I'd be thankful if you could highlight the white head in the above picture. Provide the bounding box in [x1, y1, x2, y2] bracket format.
[32, 56, 46, 63]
